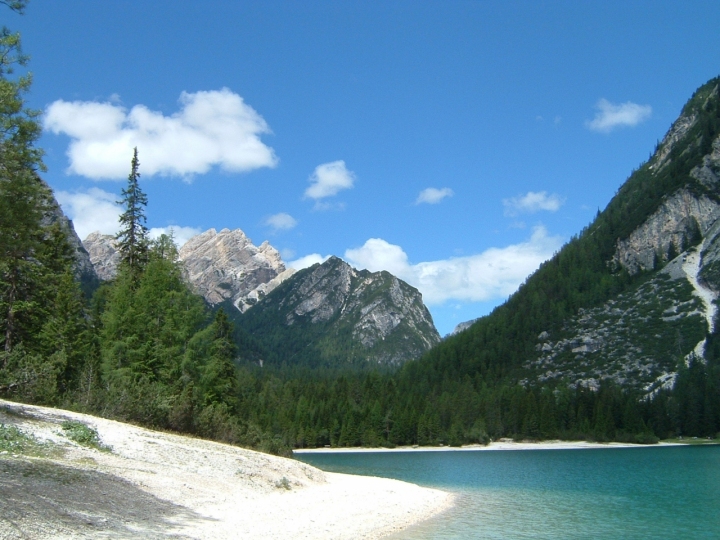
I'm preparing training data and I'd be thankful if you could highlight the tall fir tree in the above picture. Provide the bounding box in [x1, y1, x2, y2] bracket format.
[0, 1, 50, 356]
[116, 147, 149, 278]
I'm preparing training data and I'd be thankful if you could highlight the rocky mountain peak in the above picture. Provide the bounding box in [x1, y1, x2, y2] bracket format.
[178, 228, 285, 306]
[238, 256, 441, 367]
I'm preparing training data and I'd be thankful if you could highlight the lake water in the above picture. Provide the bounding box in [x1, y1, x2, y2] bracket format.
[296, 445, 720, 539]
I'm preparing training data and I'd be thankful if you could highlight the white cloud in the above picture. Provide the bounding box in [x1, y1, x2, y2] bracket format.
[304, 160, 355, 204]
[44, 88, 277, 180]
[287, 253, 330, 270]
[265, 212, 297, 232]
[503, 191, 565, 216]
[148, 226, 201, 247]
[586, 98, 652, 133]
[345, 226, 563, 305]
[56, 187, 122, 240]
[415, 187, 454, 205]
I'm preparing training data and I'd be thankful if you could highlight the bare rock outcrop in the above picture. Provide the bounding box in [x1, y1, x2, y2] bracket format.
[612, 188, 720, 274]
[42, 186, 98, 288]
[82, 232, 121, 281]
[178, 228, 285, 306]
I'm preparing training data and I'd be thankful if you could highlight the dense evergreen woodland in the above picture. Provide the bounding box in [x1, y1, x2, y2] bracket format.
[1, 3, 718, 454]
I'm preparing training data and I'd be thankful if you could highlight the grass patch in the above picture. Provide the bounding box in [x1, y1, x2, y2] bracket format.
[61, 421, 111, 452]
[0, 424, 54, 457]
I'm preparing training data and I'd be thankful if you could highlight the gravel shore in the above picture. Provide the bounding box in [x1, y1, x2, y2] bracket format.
[0, 399, 452, 539]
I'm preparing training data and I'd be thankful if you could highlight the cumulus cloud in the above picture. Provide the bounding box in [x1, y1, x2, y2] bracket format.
[44, 88, 277, 180]
[264, 212, 297, 232]
[287, 253, 331, 270]
[148, 226, 201, 247]
[57, 187, 199, 247]
[503, 191, 565, 217]
[304, 161, 355, 206]
[56, 188, 122, 240]
[345, 226, 563, 305]
[586, 98, 652, 133]
[415, 187, 454, 205]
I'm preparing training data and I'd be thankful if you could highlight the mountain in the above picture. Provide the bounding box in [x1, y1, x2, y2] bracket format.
[177, 228, 292, 309]
[422, 76, 720, 394]
[233, 256, 441, 368]
[82, 227, 294, 308]
[448, 318, 479, 337]
[82, 229, 440, 367]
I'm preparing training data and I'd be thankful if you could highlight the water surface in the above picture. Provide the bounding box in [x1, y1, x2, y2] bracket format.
[296, 445, 720, 539]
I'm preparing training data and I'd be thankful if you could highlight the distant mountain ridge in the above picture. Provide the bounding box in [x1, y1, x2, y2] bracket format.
[82, 230, 441, 367]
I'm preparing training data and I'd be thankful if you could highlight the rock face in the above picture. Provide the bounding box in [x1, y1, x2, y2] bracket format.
[237, 256, 441, 367]
[612, 188, 720, 274]
[82, 232, 121, 281]
[178, 228, 286, 307]
[42, 187, 98, 292]
[82, 227, 289, 311]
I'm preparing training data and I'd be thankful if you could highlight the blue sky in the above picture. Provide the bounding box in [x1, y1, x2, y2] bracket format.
[11, 1, 720, 335]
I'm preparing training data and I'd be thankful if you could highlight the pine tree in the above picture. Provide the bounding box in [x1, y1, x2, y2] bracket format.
[116, 148, 149, 278]
[0, 4, 51, 356]
[201, 308, 239, 409]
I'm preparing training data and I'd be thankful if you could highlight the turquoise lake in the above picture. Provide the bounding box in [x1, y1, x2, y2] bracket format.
[296, 445, 720, 539]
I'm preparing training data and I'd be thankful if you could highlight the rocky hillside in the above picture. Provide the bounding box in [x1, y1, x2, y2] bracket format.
[436, 76, 720, 394]
[234, 256, 441, 367]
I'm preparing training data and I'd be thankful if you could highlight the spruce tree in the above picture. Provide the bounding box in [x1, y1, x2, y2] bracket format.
[116, 147, 149, 278]
[0, 4, 51, 356]
[201, 308, 239, 409]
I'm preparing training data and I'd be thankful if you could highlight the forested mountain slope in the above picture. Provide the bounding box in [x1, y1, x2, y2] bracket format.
[420, 77, 720, 393]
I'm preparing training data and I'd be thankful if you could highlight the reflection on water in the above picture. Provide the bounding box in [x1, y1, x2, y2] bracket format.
[296, 446, 720, 539]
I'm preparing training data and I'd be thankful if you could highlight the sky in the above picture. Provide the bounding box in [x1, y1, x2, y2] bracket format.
[9, 1, 720, 335]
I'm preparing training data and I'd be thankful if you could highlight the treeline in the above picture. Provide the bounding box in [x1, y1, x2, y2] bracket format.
[227, 344, 720, 449]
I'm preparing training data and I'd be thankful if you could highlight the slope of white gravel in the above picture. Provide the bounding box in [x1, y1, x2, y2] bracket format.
[0, 399, 452, 539]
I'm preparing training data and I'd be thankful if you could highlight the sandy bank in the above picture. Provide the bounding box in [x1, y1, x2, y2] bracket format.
[294, 439, 685, 454]
[0, 399, 452, 539]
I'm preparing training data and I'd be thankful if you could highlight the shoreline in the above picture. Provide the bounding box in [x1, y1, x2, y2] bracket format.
[0, 399, 452, 539]
[294, 439, 688, 454]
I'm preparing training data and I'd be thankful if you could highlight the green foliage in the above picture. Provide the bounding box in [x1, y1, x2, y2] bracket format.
[0, 422, 50, 456]
[60, 420, 110, 451]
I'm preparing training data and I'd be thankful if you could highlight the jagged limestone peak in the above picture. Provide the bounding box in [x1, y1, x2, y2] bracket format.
[178, 228, 285, 306]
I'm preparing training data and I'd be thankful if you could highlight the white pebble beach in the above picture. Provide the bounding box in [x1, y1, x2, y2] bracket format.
[0, 399, 453, 540]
